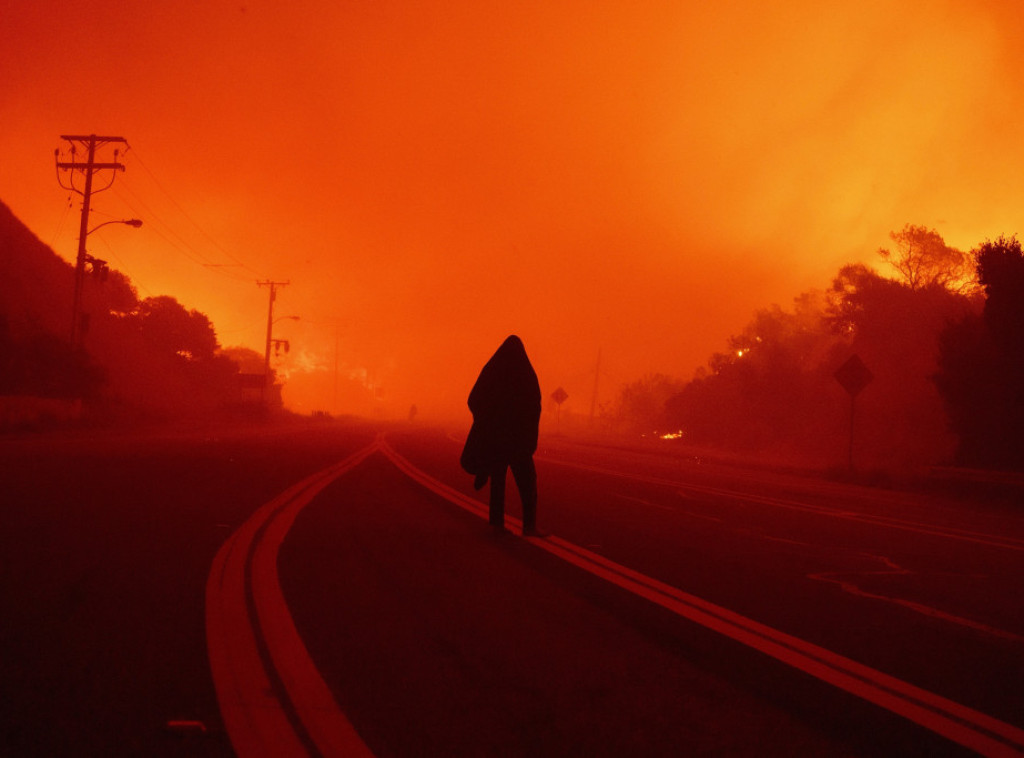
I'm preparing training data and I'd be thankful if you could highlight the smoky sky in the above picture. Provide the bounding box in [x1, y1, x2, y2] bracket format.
[3, 0, 1023, 419]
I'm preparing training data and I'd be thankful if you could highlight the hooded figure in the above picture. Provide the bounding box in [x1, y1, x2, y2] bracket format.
[461, 335, 542, 535]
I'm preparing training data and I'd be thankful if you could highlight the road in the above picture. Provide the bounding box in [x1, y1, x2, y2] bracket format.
[2, 419, 1022, 756]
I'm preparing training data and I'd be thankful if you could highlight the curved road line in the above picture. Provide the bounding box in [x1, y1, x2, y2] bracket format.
[206, 439, 379, 757]
[382, 439, 1024, 758]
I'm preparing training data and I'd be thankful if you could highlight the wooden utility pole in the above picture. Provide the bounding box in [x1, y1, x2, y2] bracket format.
[257, 280, 289, 403]
[333, 325, 340, 414]
[589, 348, 602, 423]
[55, 135, 127, 348]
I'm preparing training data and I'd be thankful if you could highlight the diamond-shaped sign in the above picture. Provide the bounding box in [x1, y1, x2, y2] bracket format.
[834, 354, 873, 398]
[551, 387, 569, 405]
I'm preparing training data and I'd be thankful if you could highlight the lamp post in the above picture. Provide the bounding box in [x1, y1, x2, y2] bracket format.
[264, 315, 299, 404]
[71, 218, 142, 348]
[88, 218, 143, 235]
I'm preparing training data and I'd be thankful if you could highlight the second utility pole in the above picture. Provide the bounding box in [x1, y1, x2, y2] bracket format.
[257, 280, 289, 404]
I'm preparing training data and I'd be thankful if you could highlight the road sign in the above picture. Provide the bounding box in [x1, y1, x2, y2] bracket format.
[834, 354, 873, 473]
[551, 387, 569, 405]
[834, 354, 873, 398]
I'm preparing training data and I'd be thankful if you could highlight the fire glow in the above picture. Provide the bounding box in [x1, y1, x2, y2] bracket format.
[2, 2, 1022, 421]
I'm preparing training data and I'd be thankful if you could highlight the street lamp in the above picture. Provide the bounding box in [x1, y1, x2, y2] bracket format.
[71, 218, 143, 348]
[87, 218, 143, 235]
[264, 315, 299, 403]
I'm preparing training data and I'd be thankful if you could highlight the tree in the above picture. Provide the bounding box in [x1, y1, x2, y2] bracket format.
[220, 346, 266, 374]
[76, 295, 250, 420]
[664, 259, 974, 470]
[0, 315, 103, 398]
[826, 263, 889, 337]
[934, 315, 1002, 467]
[98, 269, 138, 316]
[878, 224, 975, 294]
[976, 235, 1024, 355]
[667, 293, 840, 454]
[134, 295, 219, 362]
[612, 373, 685, 433]
[936, 235, 1024, 469]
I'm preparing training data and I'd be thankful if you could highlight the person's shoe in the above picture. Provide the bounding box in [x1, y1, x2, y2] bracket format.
[473, 474, 488, 490]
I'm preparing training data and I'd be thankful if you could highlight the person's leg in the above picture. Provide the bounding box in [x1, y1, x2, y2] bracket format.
[488, 464, 508, 528]
[510, 456, 538, 533]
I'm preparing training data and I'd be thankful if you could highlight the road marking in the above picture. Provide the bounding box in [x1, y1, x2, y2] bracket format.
[381, 438, 1024, 758]
[674, 503, 723, 523]
[808, 554, 1024, 644]
[540, 456, 1024, 552]
[617, 494, 673, 510]
[206, 440, 380, 758]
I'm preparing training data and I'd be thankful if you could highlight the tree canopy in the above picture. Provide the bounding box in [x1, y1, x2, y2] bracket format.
[134, 295, 220, 362]
[650, 225, 979, 472]
[878, 224, 975, 294]
[1, 202, 277, 425]
[934, 235, 1024, 469]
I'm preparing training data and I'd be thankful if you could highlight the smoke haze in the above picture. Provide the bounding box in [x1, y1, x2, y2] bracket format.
[3, 1, 1023, 420]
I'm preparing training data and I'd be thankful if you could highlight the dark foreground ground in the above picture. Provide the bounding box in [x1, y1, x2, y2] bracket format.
[2, 419, 1021, 756]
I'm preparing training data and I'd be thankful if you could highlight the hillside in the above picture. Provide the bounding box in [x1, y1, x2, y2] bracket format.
[1, 200, 272, 425]
[0, 200, 74, 339]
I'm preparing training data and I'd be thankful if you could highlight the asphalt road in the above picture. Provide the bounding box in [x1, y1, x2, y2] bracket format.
[3, 419, 1022, 756]
[1, 419, 376, 756]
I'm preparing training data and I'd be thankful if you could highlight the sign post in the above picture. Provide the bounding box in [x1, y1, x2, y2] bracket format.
[834, 354, 873, 473]
[551, 386, 569, 434]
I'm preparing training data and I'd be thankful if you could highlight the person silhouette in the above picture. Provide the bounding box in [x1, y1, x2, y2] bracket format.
[461, 335, 543, 536]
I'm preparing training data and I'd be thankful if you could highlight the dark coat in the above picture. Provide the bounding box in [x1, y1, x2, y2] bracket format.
[461, 335, 541, 474]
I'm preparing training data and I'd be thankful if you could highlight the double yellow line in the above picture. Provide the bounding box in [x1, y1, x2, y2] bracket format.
[207, 434, 1024, 757]
[206, 439, 379, 757]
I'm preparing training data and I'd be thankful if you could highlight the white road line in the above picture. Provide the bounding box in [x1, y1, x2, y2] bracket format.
[540, 455, 1024, 552]
[617, 493, 673, 510]
[206, 440, 379, 758]
[808, 556, 1024, 645]
[382, 439, 1024, 758]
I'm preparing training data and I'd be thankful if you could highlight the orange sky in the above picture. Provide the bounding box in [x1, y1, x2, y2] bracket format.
[3, 1, 1023, 421]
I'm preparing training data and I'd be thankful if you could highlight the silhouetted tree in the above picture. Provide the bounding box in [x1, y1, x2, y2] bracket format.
[878, 224, 975, 294]
[0, 315, 102, 398]
[220, 346, 266, 374]
[934, 315, 1001, 467]
[665, 253, 975, 470]
[977, 235, 1024, 356]
[78, 294, 248, 420]
[96, 269, 138, 316]
[1, 200, 259, 424]
[827, 263, 975, 469]
[134, 295, 219, 362]
[935, 235, 1024, 469]
[667, 293, 839, 453]
[613, 373, 685, 433]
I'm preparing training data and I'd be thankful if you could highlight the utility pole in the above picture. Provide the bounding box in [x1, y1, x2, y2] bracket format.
[589, 348, 602, 424]
[257, 280, 289, 403]
[333, 325, 340, 414]
[55, 135, 128, 349]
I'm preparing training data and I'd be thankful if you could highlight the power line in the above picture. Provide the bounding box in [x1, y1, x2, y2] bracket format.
[124, 146, 266, 277]
[91, 234, 154, 298]
[48, 195, 73, 250]
[110, 180, 253, 283]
